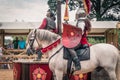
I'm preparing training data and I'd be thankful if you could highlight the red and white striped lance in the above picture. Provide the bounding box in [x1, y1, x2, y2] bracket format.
[64, 0, 69, 21]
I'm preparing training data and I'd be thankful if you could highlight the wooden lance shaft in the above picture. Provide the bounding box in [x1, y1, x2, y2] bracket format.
[57, 0, 62, 35]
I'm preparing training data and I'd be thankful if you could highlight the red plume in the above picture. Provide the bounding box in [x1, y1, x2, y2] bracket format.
[83, 0, 91, 14]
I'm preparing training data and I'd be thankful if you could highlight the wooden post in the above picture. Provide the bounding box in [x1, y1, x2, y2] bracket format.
[57, 0, 62, 35]
[1, 29, 4, 47]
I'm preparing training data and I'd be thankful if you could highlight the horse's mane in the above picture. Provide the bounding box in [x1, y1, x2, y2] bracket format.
[28, 29, 60, 43]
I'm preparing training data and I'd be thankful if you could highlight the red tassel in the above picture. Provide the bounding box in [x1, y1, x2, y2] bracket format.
[83, 0, 91, 14]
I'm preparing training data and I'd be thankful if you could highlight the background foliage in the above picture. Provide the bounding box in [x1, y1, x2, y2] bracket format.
[48, 0, 120, 21]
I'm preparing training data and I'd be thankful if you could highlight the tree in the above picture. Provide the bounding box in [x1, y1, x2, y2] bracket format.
[47, 0, 120, 21]
[90, 0, 120, 21]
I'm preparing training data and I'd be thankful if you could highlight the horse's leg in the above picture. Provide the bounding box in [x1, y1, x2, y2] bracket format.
[105, 68, 117, 80]
[52, 72, 57, 80]
[55, 69, 63, 80]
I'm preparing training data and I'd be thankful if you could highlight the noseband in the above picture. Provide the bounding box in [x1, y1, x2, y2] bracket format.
[27, 29, 63, 61]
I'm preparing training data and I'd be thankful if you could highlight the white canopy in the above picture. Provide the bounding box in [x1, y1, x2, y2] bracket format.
[0, 22, 40, 29]
[69, 21, 118, 33]
[0, 21, 119, 33]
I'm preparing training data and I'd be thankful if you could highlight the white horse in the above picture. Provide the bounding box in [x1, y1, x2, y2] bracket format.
[26, 29, 120, 80]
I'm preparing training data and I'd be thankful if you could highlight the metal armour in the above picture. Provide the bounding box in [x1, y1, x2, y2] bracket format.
[45, 17, 56, 30]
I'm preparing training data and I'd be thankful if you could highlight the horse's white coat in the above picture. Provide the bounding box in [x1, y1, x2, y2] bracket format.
[26, 29, 120, 80]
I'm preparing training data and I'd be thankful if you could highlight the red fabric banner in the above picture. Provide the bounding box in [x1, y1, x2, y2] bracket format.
[13, 62, 91, 80]
[30, 63, 53, 80]
[13, 63, 21, 80]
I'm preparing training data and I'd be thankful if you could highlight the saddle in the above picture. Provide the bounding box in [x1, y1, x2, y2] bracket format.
[63, 44, 90, 61]
[63, 45, 90, 80]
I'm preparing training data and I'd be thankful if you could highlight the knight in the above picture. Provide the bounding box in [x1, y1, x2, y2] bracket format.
[68, 7, 91, 70]
[39, 10, 58, 33]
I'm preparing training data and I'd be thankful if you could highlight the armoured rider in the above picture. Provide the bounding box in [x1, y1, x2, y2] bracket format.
[68, 8, 91, 70]
[27, 10, 57, 60]
[39, 10, 58, 33]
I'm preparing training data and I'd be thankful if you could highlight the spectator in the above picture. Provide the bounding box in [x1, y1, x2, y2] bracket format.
[13, 37, 19, 49]
[0, 44, 3, 67]
[18, 37, 26, 49]
[0, 44, 4, 56]
[0, 44, 4, 65]
[0, 44, 11, 69]
[7, 40, 14, 49]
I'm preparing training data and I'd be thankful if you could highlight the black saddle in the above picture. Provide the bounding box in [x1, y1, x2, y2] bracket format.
[63, 45, 90, 80]
[63, 44, 90, 61]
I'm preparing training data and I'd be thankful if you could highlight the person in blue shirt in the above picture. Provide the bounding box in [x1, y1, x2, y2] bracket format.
[18, 37, 26, 49]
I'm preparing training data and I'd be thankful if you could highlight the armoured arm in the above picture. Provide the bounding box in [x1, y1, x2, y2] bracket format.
[77, 21, 85, 34]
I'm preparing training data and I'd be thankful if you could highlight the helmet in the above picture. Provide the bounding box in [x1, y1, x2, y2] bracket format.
[75, 7, 87, 20]
[76, 8, 86, 14]
[47, 9, 54, 17]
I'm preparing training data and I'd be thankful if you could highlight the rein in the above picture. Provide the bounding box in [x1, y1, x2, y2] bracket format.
[28, 30, 63, 62]
[48, 46, 63, 63]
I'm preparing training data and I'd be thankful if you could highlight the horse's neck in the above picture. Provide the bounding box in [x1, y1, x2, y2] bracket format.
[48, 43, 63, 58]
[41, 35, 61, 48]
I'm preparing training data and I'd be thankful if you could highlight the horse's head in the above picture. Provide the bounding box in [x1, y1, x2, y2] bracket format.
[26, 29, 60, 57]
[26, 29, 40, 56]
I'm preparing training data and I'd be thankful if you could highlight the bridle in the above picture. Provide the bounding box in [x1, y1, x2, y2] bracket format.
[27, 29, 63, 61]
[27, 29, 41, 55]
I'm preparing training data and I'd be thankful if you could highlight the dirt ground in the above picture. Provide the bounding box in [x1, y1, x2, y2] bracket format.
[0, 69, 13, 80]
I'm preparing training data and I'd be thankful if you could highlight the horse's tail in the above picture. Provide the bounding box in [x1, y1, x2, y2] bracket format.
[116, 52, 120, 80]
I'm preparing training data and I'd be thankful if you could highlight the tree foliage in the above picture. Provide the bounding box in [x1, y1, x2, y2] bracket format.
[47, 0, 120, 21]
[87, 36, 106, 44]
[90, 0, 120, 20]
